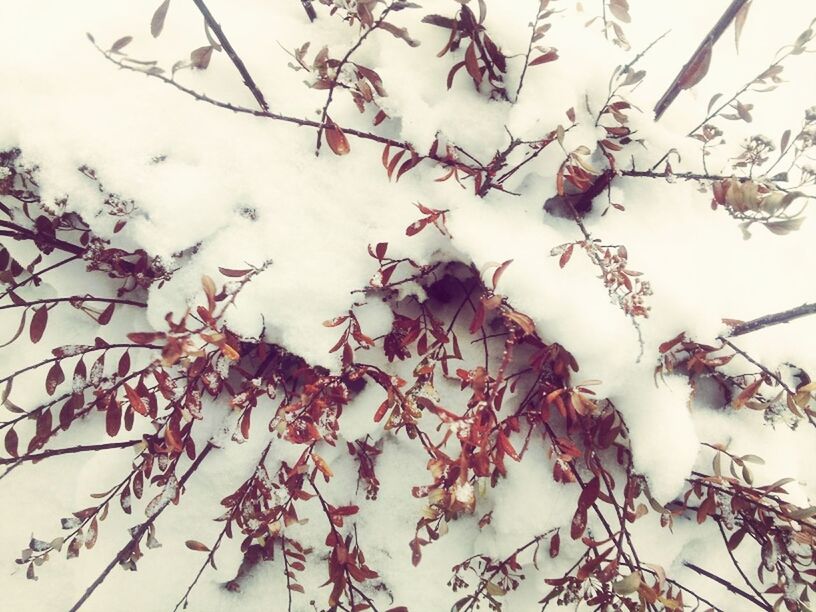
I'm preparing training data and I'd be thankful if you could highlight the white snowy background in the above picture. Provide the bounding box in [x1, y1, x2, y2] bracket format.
[1, 0, 815, 610]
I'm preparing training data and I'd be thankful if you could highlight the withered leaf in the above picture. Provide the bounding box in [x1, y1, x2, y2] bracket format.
[151, 0, 171, 38]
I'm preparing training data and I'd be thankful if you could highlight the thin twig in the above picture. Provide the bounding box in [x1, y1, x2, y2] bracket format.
[514, 3, 545, 102]
[315, 3, 396, 155]
[190, 0, 269, 111]
[0, 440, 141, 465]
[683, 561, 771, 610]
[93, 44, 460, 169]
[714, 518, 772, 609]
[69, 442, 216, 612]
[0, 296, 146, 311]
[0, 255, 81, 300]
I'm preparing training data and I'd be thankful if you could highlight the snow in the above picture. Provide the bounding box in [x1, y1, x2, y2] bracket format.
[2, 0, 816, 610]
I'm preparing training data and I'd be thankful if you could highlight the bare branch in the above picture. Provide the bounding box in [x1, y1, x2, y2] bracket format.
[0, 440, 141, 465]
[726, 302, 816, 337]
[190, 0, 269, 111]
[683, 561, 771, 610]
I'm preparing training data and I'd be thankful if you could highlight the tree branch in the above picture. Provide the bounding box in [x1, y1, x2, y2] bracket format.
[69, 442, 216, 612]
[726, 302, 816, 337]
[314, 3, 396, 155]
[189, 0, 269, 111]
[683, 561, 771, 610]
[653, 0, 750, 120]
[0, 440, 141, 465]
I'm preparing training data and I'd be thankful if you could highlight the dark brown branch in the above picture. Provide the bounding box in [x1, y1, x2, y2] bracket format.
[0, 342, 160, 387]
[190, 0, 269, 111]
[653, 0, 750, 120]
[620, 169, 747, 182]
[0, 255, 81, 300]
[683, 561, 771, 610]
[0, 296, 146, 311]
[69, 442, 216, 612]
[0, 440, 141, 465]
[0, 220, 86, 256]
[300, 0, 317, 22]
[96, 46, 435, 159]
[726, 302, 816, 337]
[714, 518, 772, 609]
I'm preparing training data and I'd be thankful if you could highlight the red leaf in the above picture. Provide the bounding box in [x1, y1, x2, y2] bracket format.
[185, 540, 211, 552]
[128, 332, 163, 345]
[405, 218, 429, 236]
[491, 259, 513, 290]
[325, 119, 351, 156]
[45, 361, 65, 396]
[118, 351, 131, 377]
[464, 42, 482, 84]
[30, 306, 48, 344]
[190, 45, 214, 70]
[124, 384, 148, 416]
[549, 531, 560, 558]
[529, 49, 559, 66]
[559, 244, 574, 269]
[570, 506, 587, 539]
[106, 398, 122, 437]
[678, 42, 712, 91]
[446, 61, 466, 89]
[98, 302, 115, 325]
[218, 267, 252, 277]
[4, 428, 18, 457]
[240, 410, 251, 439]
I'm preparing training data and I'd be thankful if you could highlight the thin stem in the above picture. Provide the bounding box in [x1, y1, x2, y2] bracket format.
[315, 3, 395, 155]
[0, 296, 146, 311]
[69, 442, 216, 612]
[0, 440, 141, 465]
[683, 561, 771, 610]
[714, 518, 772, 609]
[189, 0, 269, 111]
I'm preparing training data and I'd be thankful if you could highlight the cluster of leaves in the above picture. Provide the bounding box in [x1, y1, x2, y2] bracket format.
[657, 331, 816, 428]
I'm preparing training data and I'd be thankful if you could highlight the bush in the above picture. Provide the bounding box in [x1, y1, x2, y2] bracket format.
[2, 1, 816, 610]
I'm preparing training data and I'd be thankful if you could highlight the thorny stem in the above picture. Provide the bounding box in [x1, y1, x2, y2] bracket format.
[189, 0, 269, 111]
[69, 442, 216, 612]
